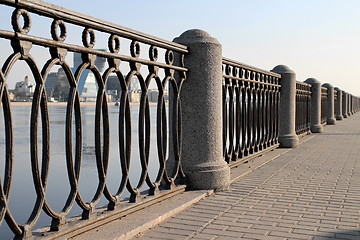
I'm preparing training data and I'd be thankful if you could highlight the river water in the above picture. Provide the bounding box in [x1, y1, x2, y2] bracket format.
[0, 103, 164, 239]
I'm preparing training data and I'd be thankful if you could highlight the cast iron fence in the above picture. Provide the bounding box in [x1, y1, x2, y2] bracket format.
[295, 82, 311, 135]
[0, 0, 187, 238]
[334, 89, 338, 116]
[1, 0, 360, 239]
[321, 86, 327, 125]
[222, 58, 281, 163]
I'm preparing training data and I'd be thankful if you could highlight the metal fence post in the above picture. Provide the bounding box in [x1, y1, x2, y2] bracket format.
[271, 65, 299, 148]
[173, 29, 230, 191]
[305, 78, 323, 133]
[322, 83, 336, 125]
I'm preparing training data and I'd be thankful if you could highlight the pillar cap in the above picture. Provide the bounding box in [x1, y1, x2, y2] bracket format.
[271, 65, 294, 74]
[173, 29, 220, 45]
[334, 87, 341, 91]
[322, 83, 333, 88]
[304, 78, 320, 84]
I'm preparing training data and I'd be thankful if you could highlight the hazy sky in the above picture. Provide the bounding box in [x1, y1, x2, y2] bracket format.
[1, 0, 360, 95]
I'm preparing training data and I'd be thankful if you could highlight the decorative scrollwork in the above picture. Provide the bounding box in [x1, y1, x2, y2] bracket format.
[260, 74, 264, 82]
[225, 64, 231, 75]
[232, 66, 238, 77]
[108, 34, 120, 53]
[130, 40, 140, 58]
[250, 71, 255, 80]
[245, 69, 250, 79]
[0, 1, 188, 238]
[149, 45, 158, 61]
[82, 28, 95, 48]
[51, 19, 67, 42]
[222, 58, 281, 163]
[295, 82, 311, 135]
[165, 50, 174, 65]
[11, 9, 31, 34]
[180, 54, 185, 67]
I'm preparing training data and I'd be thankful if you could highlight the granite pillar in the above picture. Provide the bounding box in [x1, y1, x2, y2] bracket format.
[173, 29, 230, 191]
[271, 65, 299, 148]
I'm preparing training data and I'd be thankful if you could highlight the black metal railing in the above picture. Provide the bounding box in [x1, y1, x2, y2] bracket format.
[1, 1, 360, 239]
[222, 58, 281, 163]
[295, 82, 311, 135]
[352, 95, 359, 113]
[349, 94, 354, 114]
[0, 1, 187, 238]
[334, 89, 338, 116]
[321, 86, 327, 125]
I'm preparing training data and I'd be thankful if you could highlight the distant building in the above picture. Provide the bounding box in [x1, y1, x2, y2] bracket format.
[106, 75, 121, 101]
[129, 91, 141, 103]
[44, 68, 69, 102]
[8, 91, 15, 101]
[148, 89, 169, 103]
[148, 89, 159, 102]
[73, 51, 106, 102]
[45, 72, 58, 93]
[53, 68, 69, 102]
[14, 76, 35, 101]
[128, 78, 140, 92]
[42, 51, 142, 102]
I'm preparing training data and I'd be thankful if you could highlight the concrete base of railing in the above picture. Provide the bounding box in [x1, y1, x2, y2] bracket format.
[327, 118, 336, 125]
[184, 164, 230, 191]
[311, 124, 323, 133]
[279, 135, 299, 148]
[336, 115, 344, 120]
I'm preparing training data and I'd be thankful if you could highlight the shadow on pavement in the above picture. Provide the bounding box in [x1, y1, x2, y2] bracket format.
[317, 229, 360, 240]
[319, 132, 360, 136]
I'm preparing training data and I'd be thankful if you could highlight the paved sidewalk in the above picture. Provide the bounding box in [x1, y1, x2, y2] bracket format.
[135, 114, 360, 240]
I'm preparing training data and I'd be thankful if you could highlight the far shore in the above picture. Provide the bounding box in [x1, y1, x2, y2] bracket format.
[9, 101, 162, 107]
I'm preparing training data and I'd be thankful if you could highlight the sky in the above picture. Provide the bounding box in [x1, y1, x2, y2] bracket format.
[1, 0, 360, 95]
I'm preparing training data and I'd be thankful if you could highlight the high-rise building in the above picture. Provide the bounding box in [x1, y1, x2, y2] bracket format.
[43, 50, 142, 102]
[73, 51, 106, 101]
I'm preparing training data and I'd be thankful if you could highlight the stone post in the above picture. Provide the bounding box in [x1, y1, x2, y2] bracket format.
[342, 91, 348, 118]
[173, 29, 230, 191]
[322, 83, 336, 125]
[271, 65, 299, 148]
[304, 78, 323, 133]
[334, 88, 343, 120]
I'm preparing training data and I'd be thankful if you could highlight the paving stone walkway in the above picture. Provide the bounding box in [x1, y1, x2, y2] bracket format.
[135, 113, 360, 240]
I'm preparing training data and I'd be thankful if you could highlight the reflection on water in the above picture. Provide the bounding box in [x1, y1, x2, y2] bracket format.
[0, 103, 164, 239]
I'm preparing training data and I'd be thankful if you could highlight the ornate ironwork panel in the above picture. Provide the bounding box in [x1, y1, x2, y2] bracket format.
[334, 89, 338, 116]
[222, 58, 281, 163]
[349, 94, 353, 114]
[0, 1, 187, 238]
[321, 87, 327, 125]
[295, 82, 311, 135]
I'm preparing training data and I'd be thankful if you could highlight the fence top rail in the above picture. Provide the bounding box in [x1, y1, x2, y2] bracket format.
[296, 81, 311, 88]
[222, 57, 281, 78]
[0, 0, 188, 53]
